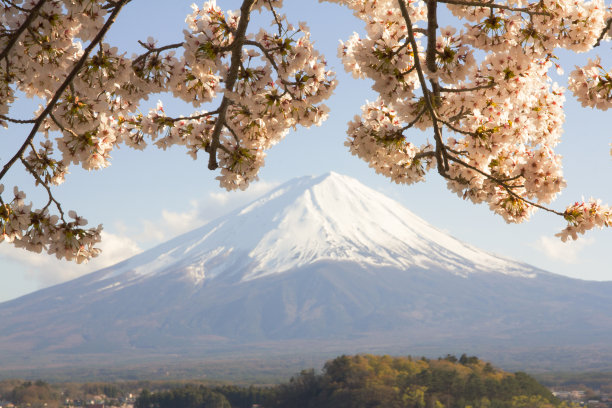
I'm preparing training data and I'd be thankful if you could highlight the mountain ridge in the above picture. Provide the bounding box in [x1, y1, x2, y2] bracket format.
[1, 172, 611, 371]
[63, 171, 538, 289]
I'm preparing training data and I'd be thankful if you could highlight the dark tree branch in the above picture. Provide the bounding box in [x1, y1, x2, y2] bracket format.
[398, 0, 448, 177]
[208, 0, 256, 170]
[166, 109, 221, 123]
[425, 0, 439, 73]
[402, 107, 428, 130]
[413, 150, 436, 160]
[0, 0, 48, 61]
[0, 114, 36, 124]
[0, 0, 130, 182]
[266, 0, 284, 37]
[243, 39, 279, 71]
[438, 116, 477, 136]
[594, 17, 611, 47]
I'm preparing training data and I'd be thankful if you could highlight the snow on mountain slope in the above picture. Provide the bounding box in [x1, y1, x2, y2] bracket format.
[92, 172, 534, 287]
[6, 172, 612, 370]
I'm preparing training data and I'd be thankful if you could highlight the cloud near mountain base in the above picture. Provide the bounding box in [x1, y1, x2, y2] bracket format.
[136, 180, 279, 245]
[536, 235, 594, 264]
[0, 231, 142, 287]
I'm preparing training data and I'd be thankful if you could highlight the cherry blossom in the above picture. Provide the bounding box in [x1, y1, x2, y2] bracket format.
[0, 0, 610, 262]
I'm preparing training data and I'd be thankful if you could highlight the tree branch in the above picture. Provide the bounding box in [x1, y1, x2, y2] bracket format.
[439, 82, 496, 93]
[414, 150, 436, 160]
[0, 114, 36, 124]
[0, 0, 130, 182]
[208, 0, 256, 170]
[446, 154, 564, 216]
[166, 109, 221, 123]
[266, 0, 284, 37]
[20, 157, 65, 218]
[402, 107, 428, 130]
[243, 39, 279, 71]
[132, 41, 184, 69]
[437, 116, 475, 136]
[594, 17, 611, 47]
[398, 0, 448, 177]
[438, 0, 550, 15]
[425, 0, 439, 73]
[0, 0, 48, 62]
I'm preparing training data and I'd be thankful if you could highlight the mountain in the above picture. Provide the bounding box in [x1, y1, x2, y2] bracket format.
[1, 172, 612, 371]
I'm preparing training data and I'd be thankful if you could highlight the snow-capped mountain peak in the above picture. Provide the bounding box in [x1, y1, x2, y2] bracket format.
[6, 173, 612, 371]
[92, 172, 534, 286]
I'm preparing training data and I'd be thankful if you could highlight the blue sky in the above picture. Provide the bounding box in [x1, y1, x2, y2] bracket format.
[1, 0, 611, 302]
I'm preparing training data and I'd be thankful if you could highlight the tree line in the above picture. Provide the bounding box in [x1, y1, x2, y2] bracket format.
[134, 354, 579, 408]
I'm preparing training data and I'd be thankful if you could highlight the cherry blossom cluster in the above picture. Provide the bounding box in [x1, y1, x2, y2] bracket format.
[325, 0, 610, 236]
[1, 0, 336, 260]
[568, 57, 612, 111]
[345, 100, 436, 184]
[1, 0, 611, 263]
[1, 0, 108, 118]
[107, 1, 336, 190]
[0, 0, 118, 261]
[0, 184, 101, 263]
[557, 199, 612, 241]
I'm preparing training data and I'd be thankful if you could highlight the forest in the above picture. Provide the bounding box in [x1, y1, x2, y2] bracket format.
[133, 354, 576, 408]
[1, 354, 595, 407]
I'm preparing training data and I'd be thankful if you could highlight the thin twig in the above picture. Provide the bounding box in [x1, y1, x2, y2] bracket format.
[243, 39, 279, 71]
[448, 107, 469, 123]
[132, 41, 184, 69]
[266, 0, 284, 37]
[20, 157, 66, 219]
[0, 114, 36, 124]
[438, 0, 550, 16]
[402, 107, 427, 130]
[438, 117, 475, 136]
[166, 109, 221, 123]
[439, 82, 496, 93]
[446, 154, 564, 215]
[224, 120, 240, 143]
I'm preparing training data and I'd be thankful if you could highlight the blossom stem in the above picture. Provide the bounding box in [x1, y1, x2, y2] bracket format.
[446, 155, 565, 216]
[20, 158, 66, 219]
[208, 0, 256, 170]
[437, 0, 550, 16]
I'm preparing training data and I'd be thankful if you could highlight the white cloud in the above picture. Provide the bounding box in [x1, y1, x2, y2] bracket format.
[0, 231, 141, 287]
[0, 179, 278, 294]
[535, 235, 594, 264]
[136, 179, 279, 245]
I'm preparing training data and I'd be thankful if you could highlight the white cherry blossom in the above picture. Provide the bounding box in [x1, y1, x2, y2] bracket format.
[0, 0, 611, 262]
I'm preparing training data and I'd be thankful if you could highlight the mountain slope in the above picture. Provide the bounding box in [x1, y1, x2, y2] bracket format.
[0, 172, 611, 370]
[61, 171, 536, 286]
